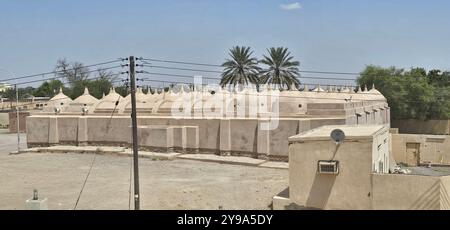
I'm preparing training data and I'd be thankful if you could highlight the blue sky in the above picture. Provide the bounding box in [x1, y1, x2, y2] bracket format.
[1, 0, 450, 86]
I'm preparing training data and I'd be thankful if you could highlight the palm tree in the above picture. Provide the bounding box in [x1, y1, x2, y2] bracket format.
[259, 47, 301, 90]
[220, 46, 261, 88]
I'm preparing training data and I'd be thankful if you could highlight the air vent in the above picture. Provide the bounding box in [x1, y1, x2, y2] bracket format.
[318, 161, 339, 175]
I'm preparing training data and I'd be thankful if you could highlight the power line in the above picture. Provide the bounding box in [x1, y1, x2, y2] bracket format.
[139, 71, 221, 81]
[1, 59, 124, 82]
[138, 70, 357, 82]
[141, 78, 205, 86]
[137, 72, 365, 90]
[140, 57, 361, 76]
[139, 64, 358, 81]
[6, 73, 126, 110]
[14, 66, 123, 86]
[299, 70, 360, 76]
[140, 58, 222, 67]
[143, 64, 360, 77]
[141, 65, 222, 74]
[73, 151, 97, 210]
[4, 57, 360, 87]
[4, 75, 127, 107]
[106, 72, 128, 129]
[139, 75, 359, 89]
[298, 76, 356, 81]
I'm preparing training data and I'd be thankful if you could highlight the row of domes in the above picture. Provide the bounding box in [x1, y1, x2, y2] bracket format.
[43, 84, 385, 116]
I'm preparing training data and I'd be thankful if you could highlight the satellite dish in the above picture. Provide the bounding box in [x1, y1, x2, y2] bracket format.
[330, 129, 345, 144]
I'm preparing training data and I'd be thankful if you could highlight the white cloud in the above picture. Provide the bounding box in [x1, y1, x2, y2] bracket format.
[280, 2, 302, 11]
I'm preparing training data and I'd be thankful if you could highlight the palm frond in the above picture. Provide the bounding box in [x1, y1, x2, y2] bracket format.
[220, 46, 261, 87]
[259, 47, 300, 89]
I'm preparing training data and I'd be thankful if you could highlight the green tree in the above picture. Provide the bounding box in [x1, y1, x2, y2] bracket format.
[220, 46, 260, 87]
[114, 86, 129, 97]
[404, 73, 434, 120]
[259, 47, 301, 90]
[428, 85, 450, 119]
[427, 69, 450, 87]
[86, 76, 113, 99]
[19, 86, 35, 99]
[33, 80, 65, 98]
[52, 59, 117, 99]
[1, 88, 16, 108]
[358, 65, 449, 121]
[69, 78, 112, 100]
[55, 58, 90, 88]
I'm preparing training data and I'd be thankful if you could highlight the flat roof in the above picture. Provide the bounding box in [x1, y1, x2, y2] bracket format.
[405, 166, 450, 177]
[289, 125, 386, 142]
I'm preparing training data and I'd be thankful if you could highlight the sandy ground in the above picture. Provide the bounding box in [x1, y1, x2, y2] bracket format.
[0, 130, 288, 210]
[0, 129, 27, 154]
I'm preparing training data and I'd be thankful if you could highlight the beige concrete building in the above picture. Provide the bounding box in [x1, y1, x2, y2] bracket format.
[273, 125, 450, 210]
[26, 84, 389, 161]
[392, 119, 450, 135]
[392, 133, 450, 166]
[0, 82, 13, 93]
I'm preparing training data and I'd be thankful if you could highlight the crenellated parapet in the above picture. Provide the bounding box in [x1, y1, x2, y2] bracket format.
[41, 83, 387, 119]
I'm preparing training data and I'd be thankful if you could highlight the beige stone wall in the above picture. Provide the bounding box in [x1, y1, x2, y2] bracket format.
[26, 116, 50, 144]
[9, 111, 29, 133]
[270, 120, 301, 158]
[372, 174, 442, 210]
[289, 139, 374, 210]
[27, 115, 367, 160]
[87, 116, 132, 144]
[57, 117, 78, 142]
[229, 119, 258, 153]
[0, 112, 8, 128]
[392, 119, 450, 135]
[440, 176, 450, 210]
[392, 134, 450, 165]
[167, 118, 221, 152]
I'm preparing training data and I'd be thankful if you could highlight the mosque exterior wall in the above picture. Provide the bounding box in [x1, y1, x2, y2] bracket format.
[26, 85, 390, 161]
[27, 114, 387, 161]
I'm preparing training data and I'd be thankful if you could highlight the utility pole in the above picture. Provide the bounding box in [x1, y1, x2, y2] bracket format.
[15, 84, 20, 154]
[129, 56, 140, 210]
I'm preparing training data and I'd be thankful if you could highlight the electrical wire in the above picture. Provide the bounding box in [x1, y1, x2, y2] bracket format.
[1, 59, 124, 82]
[73, 150, 97, 210]
[141, 64, 360, 80]
[137, 72, 363, 90]
[141, 65, 222, 74]
[106, 73, 129, 129]
[72, 70, 127, 211]
[141, 58, 222, 67]
[139, 68, 357, 82]
[0, 72, 124, 110]
[14, 66, 123, 86]
[140, 57, 361, 76]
